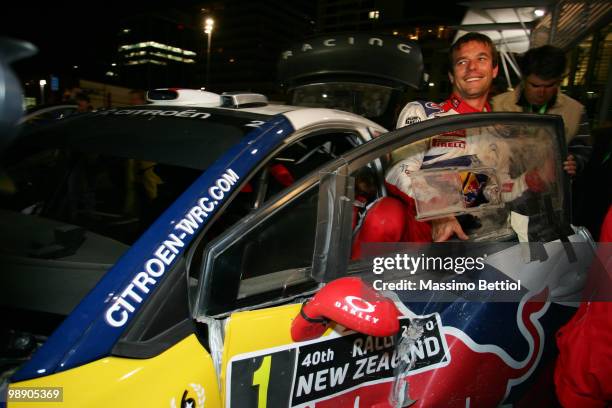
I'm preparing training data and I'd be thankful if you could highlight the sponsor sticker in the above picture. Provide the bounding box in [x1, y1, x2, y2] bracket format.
[227, 315, 449, 407]
[95, 108, 212, 120]
[104, 168, 240, 328]
[404, 116, 421, 125]
[431, 139, 466, 148]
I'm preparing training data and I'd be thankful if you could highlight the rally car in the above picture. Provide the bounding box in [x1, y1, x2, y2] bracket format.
[0, 89, 597, 407]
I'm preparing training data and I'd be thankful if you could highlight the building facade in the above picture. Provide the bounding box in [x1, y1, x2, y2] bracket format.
[115, 9, 201, 90]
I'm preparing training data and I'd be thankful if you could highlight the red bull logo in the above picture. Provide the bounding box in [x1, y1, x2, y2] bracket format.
[310, 288, 549, 408]
[460, 171, 489, 207]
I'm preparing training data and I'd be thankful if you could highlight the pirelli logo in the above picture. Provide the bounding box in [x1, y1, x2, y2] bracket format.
[432, 139, 466, 148]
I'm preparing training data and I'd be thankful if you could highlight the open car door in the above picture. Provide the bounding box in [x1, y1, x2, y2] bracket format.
[191, 113, 597, 407]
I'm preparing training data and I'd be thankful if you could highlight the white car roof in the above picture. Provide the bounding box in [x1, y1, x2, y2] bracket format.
[282, 107, 386, 133]
[145, 88, 388, 134]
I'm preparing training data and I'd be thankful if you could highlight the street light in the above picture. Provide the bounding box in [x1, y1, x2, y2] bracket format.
[204, 17, 215, 87]
[39, 79, 47, 105]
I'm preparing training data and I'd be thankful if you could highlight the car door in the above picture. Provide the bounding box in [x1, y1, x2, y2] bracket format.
[191, 113, 595, 408]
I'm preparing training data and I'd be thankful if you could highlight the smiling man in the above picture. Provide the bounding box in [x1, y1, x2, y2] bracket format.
[385, 33, 502, 242]
[446, 33, 498, 112]
[354, 34, 559, 249]
[394, 32, 498, 127]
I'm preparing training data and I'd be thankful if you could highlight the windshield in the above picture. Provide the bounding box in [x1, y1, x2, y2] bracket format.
[0, 107, 261, 316]
[2, 107, 262, 241]
[291, 82, 393, 117]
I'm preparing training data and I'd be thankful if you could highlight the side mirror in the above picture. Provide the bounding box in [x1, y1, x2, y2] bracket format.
[0, 37, 37, 152]
[291, 277, 401, 342]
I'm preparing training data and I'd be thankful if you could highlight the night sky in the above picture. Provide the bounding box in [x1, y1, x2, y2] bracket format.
[2, 3, 182, 78]
[2, 2, 465, 83]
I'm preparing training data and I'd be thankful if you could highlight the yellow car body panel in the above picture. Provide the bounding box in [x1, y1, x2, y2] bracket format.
[8, 334, 220, 408]
[220, 303, 336, 406]
[221, 304, 300, 405]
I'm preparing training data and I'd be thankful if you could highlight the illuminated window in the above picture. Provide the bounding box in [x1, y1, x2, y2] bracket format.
[368, 10, 380, 19]
[149, 51, 195, 63]
[118, 41, 196, 56]
[125, 51, 147, 58]
[125, 59, 168, 66]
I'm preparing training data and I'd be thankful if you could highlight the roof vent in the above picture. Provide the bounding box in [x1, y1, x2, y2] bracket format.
[221, 92, 268, 108]
[146, 89, 221, 106]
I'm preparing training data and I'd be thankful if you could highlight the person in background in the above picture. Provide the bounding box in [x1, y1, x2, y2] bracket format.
[492, 45, 590, 176]
[75, 92, 92, 112]
[554, 204, 612, 408]
[62, 86, 81, 104]
[128, 89, 146, 106]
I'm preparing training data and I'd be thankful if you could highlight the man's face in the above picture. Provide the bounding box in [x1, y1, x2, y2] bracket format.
[523, 74, 560, 106]
[449, 40, 498, 100]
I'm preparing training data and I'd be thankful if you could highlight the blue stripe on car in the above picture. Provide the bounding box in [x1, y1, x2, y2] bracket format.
[13, 115, 295, 381]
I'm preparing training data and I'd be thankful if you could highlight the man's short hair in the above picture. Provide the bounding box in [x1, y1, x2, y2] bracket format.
[448, 32, 499, 71]
[520, 45, 566, 80]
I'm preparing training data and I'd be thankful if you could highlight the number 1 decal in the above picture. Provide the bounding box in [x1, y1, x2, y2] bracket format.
[229, 348, 295, 407]
[252, 355, 272, 407]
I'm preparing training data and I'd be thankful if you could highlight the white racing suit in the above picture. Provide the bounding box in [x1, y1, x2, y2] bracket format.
[386, 94, 545, 209]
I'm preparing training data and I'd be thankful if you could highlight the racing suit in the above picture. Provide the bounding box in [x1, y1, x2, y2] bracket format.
[351, 94, 549, 256]
[386, 94, 546, 205]
[352, 95, 490, 255]
[386, 94, 544, 206]
[554, 205, 612, 408]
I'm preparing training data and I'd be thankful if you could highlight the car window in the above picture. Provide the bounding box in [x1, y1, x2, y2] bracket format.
[2, 149, 202, 245]
[291, 83, 393, 118]
[199, 130, 361, 243]
[253, 131, 359, 207]
[195, 184, 320, 317]
[343, 118, 568, 266]
[189, 131, 362, 315]
[13, 106, 264, 170]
